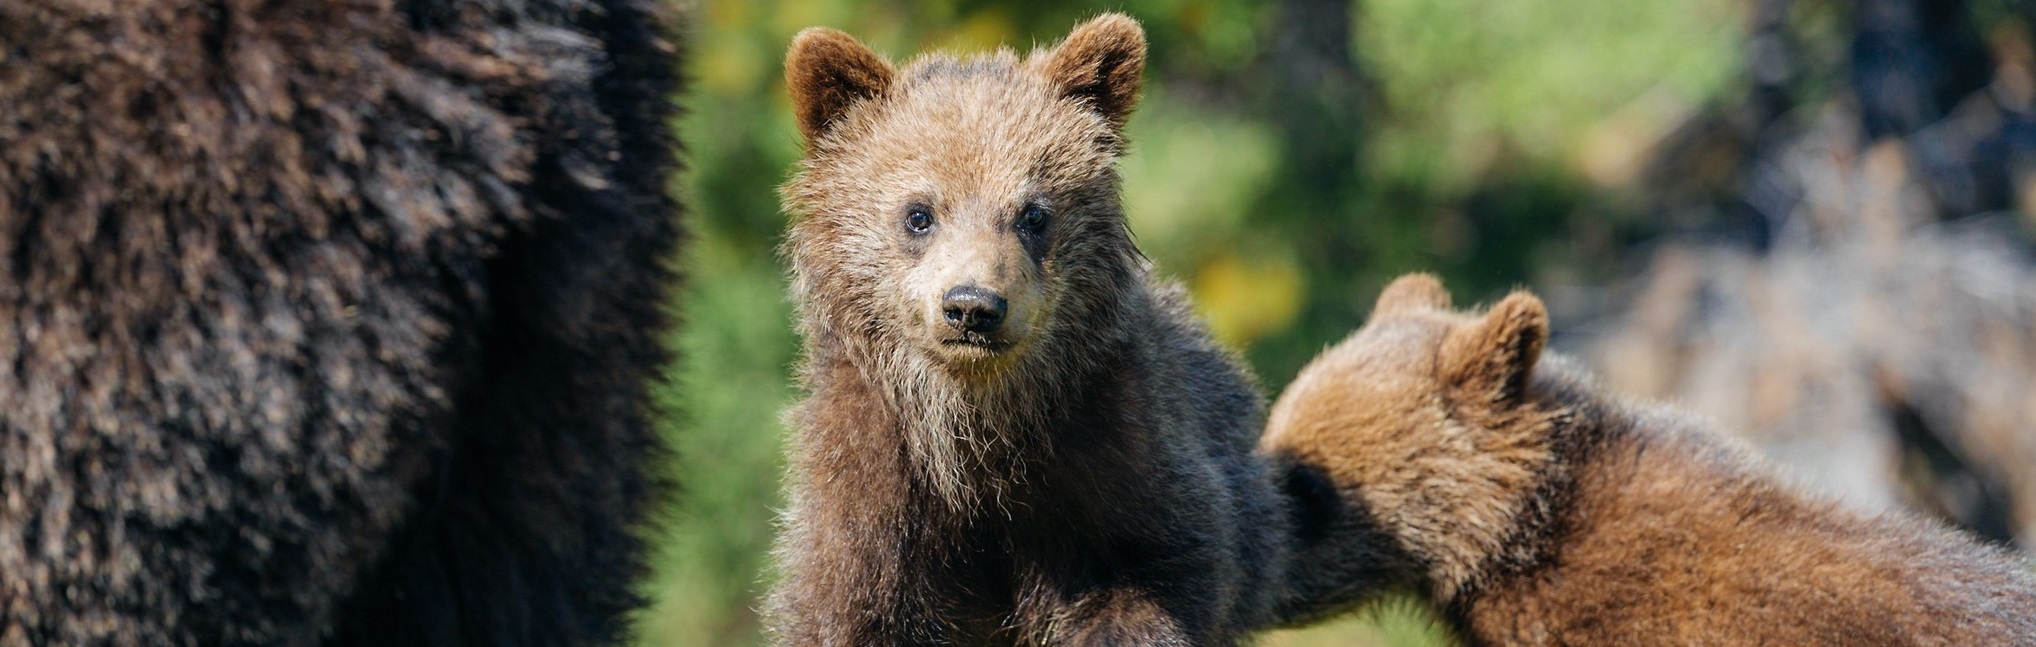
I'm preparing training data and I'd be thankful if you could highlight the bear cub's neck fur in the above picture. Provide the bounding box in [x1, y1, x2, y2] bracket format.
[767, 14, 1315, 646]
[1264, 274, 2036, 645]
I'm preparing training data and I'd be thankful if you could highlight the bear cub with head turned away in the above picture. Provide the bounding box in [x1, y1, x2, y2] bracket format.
[1263, 274, 2036, 645]
[765, 13, 1330, 646]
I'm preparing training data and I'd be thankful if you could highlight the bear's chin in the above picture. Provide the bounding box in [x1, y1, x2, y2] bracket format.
[926, 337, 1029, 377]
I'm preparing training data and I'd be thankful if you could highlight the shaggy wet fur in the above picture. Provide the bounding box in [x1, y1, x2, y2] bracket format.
[1263, 274, 2036, 644]
[0, 1, 681, 644]
[767, 15, 1306, 645]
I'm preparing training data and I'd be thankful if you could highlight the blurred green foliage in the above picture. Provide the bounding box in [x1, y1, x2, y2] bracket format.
[638, 0, 1745, 644]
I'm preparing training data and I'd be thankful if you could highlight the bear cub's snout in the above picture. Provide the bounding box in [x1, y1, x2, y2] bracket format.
[941, 285, 1008, 335]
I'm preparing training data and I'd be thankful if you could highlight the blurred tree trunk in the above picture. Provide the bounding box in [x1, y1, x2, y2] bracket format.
[1263, 0, 1372, 207]
[1236, 0, 1385, 379]
[1643, 0, 2025, 241]
[1850, 0, 1991, 140]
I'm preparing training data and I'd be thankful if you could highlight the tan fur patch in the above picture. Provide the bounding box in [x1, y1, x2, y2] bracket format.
[1370, 272, 1451, 316]
[1263, 282, 1560, 600]
[1263, 274, 2036, 643]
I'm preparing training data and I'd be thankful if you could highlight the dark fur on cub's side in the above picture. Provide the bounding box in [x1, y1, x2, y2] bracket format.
[1, 1, 681, 645]
[768, 14, 1318, 645]
[1264, 274, 2036, 645]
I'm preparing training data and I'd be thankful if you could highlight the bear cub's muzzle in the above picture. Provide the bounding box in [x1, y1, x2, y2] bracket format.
[941, 285, 1009, 335]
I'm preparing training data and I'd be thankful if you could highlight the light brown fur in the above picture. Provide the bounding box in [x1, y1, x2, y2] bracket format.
[778, 17, 1141, 511]
[767, 15, 1301, 646]
[1264, 274, 2036, 645]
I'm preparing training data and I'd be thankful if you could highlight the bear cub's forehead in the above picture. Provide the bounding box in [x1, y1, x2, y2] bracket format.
[886, 51, 1093, 128]
[828, 53, 1117, 180]
[1344, 318, 1451, 370]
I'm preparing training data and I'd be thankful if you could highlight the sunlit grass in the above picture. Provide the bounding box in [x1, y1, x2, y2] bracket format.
[1261, 597, 1459, 647]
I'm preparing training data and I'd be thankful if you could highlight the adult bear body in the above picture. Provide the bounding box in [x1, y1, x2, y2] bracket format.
[0, 1, 682, 644]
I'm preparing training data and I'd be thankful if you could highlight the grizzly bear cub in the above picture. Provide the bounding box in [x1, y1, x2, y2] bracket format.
[1263, 274, 2036, 644]
[766, 14, 1301, 645]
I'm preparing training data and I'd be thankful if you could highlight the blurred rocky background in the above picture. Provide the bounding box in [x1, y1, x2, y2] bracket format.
[643, 0, 2036, 644]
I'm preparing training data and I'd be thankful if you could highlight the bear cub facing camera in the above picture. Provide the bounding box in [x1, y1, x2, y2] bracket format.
[1264, 274, 2036, 644]
[766, 14, 1325, 646]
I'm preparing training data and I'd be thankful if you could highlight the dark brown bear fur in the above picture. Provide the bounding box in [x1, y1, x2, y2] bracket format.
[1263, 274, 2036, 644]
[768, 15, 1303, 645]
[0, 1, 681, 645]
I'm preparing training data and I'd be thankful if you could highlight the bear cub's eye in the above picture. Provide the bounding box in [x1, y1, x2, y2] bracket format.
[1016, 203, 1050, 233]
[904, 205, 935, 235]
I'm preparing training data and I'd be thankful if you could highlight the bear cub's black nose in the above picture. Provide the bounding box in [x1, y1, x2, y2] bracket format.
[942, 285, 1008, 334]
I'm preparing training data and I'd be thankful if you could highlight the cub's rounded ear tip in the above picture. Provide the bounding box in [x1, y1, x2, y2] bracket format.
[788, 27, 853, 54]
[1374, 273, 1451, 314]
[1387, 272, 1444, 293]
[1086, 12, 1142, 28]
[1494, 290, 1548, 321]
[791, 26, 846, 42]
[1485, 291, 1552, 352]
[1073, 13, 1147, 42]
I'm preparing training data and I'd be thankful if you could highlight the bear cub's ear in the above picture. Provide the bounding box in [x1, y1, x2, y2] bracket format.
[1038, 13, 1147, 133]
[785, 27, 896, 142]
[1372, 273, 1452, 316]
[1440, 292, 1549, 403]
